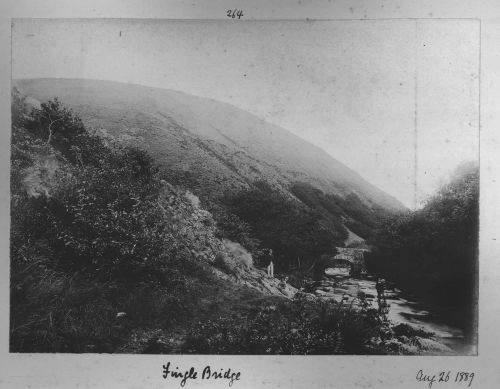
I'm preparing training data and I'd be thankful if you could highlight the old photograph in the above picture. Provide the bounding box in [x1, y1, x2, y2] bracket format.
[10, 19, 479, 355]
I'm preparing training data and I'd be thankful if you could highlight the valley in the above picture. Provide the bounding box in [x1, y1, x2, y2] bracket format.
[10, 79, 478, 355]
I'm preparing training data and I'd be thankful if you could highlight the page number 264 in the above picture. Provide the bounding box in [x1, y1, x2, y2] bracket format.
[227, 9, 244, 19]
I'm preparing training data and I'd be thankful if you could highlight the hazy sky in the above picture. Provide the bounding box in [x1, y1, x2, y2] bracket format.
[12, 19, 480, 208]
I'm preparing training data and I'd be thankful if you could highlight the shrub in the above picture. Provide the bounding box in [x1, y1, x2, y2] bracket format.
[184, 297, 385, 355]
[10, 96, 216, 352]
[213, 252, 235, 274]
[10, 258, 204, 352]
[222, 239, 253, 268]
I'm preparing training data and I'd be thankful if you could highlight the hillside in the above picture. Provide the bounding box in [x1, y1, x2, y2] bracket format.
[13, 78, 405, 213]
[10, 85, 455, 356]
[9, 93, 300, 353]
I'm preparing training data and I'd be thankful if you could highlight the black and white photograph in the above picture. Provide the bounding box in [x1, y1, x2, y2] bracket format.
[9, 17, 480, 358]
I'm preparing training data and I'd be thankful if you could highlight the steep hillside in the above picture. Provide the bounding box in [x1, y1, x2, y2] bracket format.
[9, 94, 297, 353]
[14, 78, 405, 212]
[10, 85, 453, 356]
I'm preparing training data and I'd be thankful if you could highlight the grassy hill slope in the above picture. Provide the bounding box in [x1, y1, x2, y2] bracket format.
[14, 78, 405, 213]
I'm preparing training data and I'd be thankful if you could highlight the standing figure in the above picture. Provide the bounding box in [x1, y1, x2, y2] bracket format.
[376, 278, 389, 317]
[268, 261, 274, 277]
[265, 249, 274, 278]
[376, 278, 386, 299]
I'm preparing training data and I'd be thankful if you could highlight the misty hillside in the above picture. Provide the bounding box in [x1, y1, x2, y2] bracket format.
[10, 86, 410, 355]
[10, 80, 471, 356]
[13, 78, 404, 213]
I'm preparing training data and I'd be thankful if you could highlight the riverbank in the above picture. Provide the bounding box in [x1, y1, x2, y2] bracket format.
[306, 271, 475, 355]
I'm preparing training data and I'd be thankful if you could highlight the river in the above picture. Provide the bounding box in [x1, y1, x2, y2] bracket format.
[311, 267, 476, 354]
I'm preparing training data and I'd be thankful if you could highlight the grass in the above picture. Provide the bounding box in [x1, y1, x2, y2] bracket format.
[182, 294, 386, 355]
[10, 256, 212, 353]
[10, 249, 276, 354]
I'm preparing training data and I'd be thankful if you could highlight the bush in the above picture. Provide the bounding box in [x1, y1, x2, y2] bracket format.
[213, 252, 235, 274]
[10, 98, 201, 282]
[10, 96, 216, 352]
[184, 296, 384, 355]
[210, 204, 261, 255]
[40, 165, 171, 279]
[392, 323, 434, 338]
[222, 239, 253, 268]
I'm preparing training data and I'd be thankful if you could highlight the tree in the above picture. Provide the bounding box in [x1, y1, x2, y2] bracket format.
[222, 181, 342, 271]
[366, 162, 478, 334]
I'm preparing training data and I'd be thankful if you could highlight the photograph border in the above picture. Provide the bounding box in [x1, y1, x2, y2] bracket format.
[1, 1, 499, 388]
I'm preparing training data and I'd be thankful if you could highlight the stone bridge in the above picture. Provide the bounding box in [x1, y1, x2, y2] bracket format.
[324, 247, 368, 276]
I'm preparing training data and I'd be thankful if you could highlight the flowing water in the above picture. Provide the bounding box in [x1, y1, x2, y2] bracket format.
[312, 267, 476, 354]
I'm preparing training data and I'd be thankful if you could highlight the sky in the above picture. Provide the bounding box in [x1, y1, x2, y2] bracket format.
[12, 19, 480, 208]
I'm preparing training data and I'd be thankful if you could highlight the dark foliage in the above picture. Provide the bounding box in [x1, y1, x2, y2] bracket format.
[291, 182, 344, 217]
[290, 182, 382, 239]
[184, 296, 384, 355]
[208, 202, 261, 255]
[221, 181, 344, 271]
[365, 163, 479, 334]
[10, 97, 211, 352]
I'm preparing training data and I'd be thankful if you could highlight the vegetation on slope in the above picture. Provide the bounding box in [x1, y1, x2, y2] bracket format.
[12, 90, 422, 354]
[14, 78, 405, 214]
[13, 78, 408, 278]
[11, 90, 220, 352]
[184, 294, 386, 355]
[365, 162, 479, 336]
[290, 182, 386, 240]
[220, 181, 349, 272]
